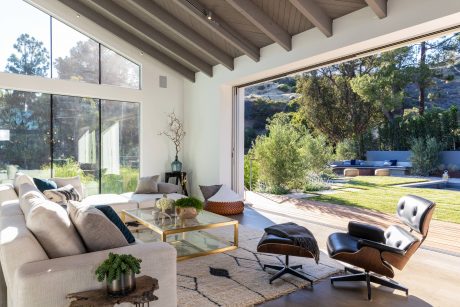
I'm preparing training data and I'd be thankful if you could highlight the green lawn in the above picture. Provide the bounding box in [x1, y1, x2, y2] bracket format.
[311, 176, 460, 224]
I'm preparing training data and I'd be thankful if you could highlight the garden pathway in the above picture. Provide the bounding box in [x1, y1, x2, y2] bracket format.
[245, 191, 460, 256]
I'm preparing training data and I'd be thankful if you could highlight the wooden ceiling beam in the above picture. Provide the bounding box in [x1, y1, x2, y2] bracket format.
[129, 0, 234, 70]
[225, 0, 292, 51]
[89, 0, 213, 77]
[289, 0, 332, 37]
[174, 0, 260, 62]
[57, 0, 196, 81]
[365, 0, 387, 19]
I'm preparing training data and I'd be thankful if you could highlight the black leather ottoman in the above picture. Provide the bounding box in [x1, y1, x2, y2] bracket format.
[257, 232, 317, 286]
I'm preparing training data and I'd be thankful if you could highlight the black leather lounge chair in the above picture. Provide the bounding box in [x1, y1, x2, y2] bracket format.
[327, 195, 435, 300]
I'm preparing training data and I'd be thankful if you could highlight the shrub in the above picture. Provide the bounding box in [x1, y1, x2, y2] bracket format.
[298, 133, 334, 175]
[244, 152, 259, 190]
[335, 138, 359, 160]
[277, 84, 290, 93]
[303, 172, 331, 192]
[42, 158, 94, 183]
[251, 114, 302, 193]
[410, 137, 442, 176]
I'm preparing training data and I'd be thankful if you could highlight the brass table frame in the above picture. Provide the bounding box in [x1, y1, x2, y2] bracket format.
[121, 209, 238, 261]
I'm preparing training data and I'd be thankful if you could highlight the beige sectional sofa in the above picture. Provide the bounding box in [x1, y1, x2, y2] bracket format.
[0, 178, 184, 307]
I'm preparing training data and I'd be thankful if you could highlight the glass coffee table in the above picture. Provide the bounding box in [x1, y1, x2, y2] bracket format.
[121, 208, 239, 261]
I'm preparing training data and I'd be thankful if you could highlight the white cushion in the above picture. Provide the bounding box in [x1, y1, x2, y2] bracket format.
[0, 200, 22, 217]
[50, 176, 84, 198]
[13, 173, 35, 194]
[121, 192, 185, 209]
[18, 183, 46, 218]
[207, 185, 243, 203]
[21, 192, 86, 258]
[82, 194, 138, 213]
[0, 184, 18, 206]
[67, 201, 128, 252]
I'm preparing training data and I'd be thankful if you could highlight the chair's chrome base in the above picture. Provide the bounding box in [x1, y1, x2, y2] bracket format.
[330, 267, 408, 300]
[263, 255, 313, 286]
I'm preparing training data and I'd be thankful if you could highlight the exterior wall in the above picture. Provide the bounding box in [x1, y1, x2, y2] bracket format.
[0, 0, 186, 180]
[184, 0, 460, 197]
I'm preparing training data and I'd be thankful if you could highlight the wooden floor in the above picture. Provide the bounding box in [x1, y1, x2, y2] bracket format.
[246, 191, 460, 256]
[234, 192, 460, 306]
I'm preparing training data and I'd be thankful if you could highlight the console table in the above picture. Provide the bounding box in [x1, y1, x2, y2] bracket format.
[67, 275, 158, 307]
[165, 171, 188, 196]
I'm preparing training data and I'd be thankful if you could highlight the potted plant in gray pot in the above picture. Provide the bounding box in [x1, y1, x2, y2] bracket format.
[95, 253, 142, 296]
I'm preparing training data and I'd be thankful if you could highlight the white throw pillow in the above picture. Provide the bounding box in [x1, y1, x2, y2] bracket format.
[67, 201, 129, 252]
[22, 191, 86, 258]
[44, 184, 81, 204]
[208, 185, 243, 203]
[51, 176, 84, 198]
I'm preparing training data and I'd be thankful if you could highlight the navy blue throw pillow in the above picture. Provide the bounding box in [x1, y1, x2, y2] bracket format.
[96, 205, 135, 244]
[33, 178, 57, 193]
[389, 159, 397, 166]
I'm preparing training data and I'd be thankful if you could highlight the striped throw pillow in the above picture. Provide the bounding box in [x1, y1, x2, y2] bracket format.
[44, 184, 81, 204]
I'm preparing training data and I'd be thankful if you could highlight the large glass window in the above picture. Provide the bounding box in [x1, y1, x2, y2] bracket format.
[0, 89, 51, 182]
[52, 19, 99, 83]
[0, 90, 140, 194]
[0, 0, 140, 89]
[52, 96, 100, 196]
[101, 100, 140, 193]
[0, 0, 51, 77]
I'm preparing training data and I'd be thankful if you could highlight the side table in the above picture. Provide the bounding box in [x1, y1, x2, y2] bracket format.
[165, 171, 188, 196]
[67, 275, 158, 307]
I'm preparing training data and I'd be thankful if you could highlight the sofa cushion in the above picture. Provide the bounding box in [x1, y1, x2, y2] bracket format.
[0, 184, 18, 206]
[199, 184, 222, 201]
[81, 194, 138, 214]
[68, 201, 128, 252]
[207, 185, 243, 203]
[96, 205, 135, 244]
[44, 184, 81, 204]
[18, 183, 46, 218]
[32, 178, 57, 193]
[13, 173, 36, 194]
[158, 182, 180, 194]
[135, 175, 160, 194]
[121, 192, 185, 209]
[0, 200, 22, 217]
[23, 193, 86, 258]
[50, 176, 84, 197]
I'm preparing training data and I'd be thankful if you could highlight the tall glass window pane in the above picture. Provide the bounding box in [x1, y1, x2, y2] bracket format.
[52, 19, 99, 83]
[101, 46, 140, 89]
[101, 100, 140, 194]
[0, 89, 51, 183]
[52, 95, 100, 196]
[0, 0, 51, 77]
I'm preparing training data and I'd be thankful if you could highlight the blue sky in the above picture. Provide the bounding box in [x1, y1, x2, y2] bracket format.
[0, 0, 93, 77]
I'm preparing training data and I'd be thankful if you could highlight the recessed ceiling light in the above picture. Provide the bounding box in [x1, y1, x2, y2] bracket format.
[140, 51, 144, 55]
[76, 14, 80, 18]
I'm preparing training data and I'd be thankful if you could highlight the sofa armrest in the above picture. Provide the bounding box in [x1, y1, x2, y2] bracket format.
[14, 242, 176, 307]
[348, 221, 385, 243]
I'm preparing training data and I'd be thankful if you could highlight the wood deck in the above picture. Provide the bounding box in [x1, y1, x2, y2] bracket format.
[245, 191, 460, 256]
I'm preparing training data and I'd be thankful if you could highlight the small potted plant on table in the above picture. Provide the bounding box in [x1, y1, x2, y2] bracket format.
[95, 253, 142, 296]
[175, 197, 204, 219]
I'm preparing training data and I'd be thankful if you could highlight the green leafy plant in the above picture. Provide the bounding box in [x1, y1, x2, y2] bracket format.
[410, 137, 442, 176]
[95, 253, 142, 283]
[175, 197, 204, 211]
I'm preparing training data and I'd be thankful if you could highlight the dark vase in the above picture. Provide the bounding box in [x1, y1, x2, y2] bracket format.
[106, 271, 136, 297]
[171, 155, 183, 172]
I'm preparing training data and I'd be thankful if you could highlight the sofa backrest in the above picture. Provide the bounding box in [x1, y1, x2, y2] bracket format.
[0, 184, 18, 207]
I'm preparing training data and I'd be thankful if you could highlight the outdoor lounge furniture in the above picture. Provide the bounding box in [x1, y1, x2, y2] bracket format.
[344, 168, 359, 177]
[201, 185, 244, 215]
[257, 223, 319, 286]
[327, 195, 436, 300]
[375, 168, 390, 176]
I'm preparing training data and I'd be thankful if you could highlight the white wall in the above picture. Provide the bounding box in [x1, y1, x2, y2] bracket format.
[0, 0, 186, 179]
[183, 0, 460, 197]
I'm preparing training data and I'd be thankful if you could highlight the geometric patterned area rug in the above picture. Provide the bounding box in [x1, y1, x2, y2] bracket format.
[177, 226, 342, 306]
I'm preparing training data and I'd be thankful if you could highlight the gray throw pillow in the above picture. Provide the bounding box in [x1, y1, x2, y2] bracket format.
[158, 182, 180, 194]
[135, 175, 160, 194]
[14, 172, 36, 194]
[44, 184, 81, 204]
[23, 193, 86, 258]
[199, 185, 223, 201]
[67, 201, 129, 252]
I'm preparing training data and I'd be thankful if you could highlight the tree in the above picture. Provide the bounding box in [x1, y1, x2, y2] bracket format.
[5, 33, 49, 76]
[296, 60, 380, 157]
[351, 48, 413, 122]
